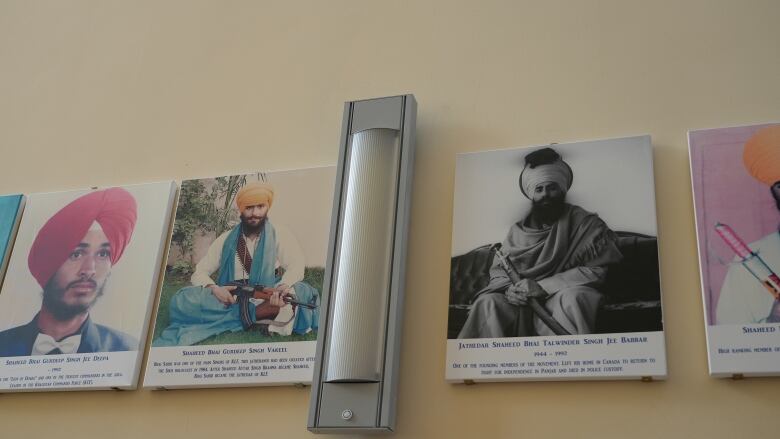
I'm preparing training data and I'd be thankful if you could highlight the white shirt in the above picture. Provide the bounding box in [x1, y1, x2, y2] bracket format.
[190, 222, 305, 336]
[191, 222, 305, 288]
[717, 231, 780, 324]
[32, 333, 82, 355]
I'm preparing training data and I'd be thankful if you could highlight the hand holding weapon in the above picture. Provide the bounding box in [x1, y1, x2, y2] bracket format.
[714, 223, 780, 322]
[225, 282, 318, 309]
[490, 244, 572, 336]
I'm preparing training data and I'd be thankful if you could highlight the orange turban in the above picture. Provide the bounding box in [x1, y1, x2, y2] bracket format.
[235, 182, 274, 212]
[28, 188, 137, 288]
[743, 125, 780, 186]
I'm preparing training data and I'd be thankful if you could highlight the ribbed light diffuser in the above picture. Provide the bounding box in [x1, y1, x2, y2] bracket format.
[325, 128, 401, 382]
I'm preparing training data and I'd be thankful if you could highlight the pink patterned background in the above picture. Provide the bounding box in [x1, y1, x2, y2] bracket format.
[690, 123, 780, 324]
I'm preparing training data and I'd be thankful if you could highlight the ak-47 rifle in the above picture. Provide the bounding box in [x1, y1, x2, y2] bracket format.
[225, 282, 318, 309]
[490, 244, 571, 336]
[223, 282, 317, 331]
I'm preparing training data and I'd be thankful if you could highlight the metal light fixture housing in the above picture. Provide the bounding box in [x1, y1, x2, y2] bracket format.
[308, 95, 416, 433]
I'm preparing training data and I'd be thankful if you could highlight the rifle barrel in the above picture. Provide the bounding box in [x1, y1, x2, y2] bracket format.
[228, 283, 318, 309]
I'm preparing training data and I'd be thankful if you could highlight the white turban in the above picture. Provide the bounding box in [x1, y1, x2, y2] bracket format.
[519, 159, 573, 198]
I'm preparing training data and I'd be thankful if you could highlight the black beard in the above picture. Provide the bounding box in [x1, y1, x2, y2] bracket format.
[530, 197, 566, 225]
[772, 181, 780, 211]
[241, 216, 266, 235]
[772, 183, 780, 233]
[41, 279, 105, 320]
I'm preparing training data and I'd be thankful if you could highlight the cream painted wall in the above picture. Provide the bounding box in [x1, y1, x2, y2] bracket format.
[0, 1, 778, 438]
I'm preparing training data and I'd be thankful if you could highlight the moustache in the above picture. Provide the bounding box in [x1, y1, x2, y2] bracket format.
[67, 279, 97, 290]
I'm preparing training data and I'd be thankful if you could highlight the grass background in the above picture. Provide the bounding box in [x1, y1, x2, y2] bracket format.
[152, 267, 323, 345]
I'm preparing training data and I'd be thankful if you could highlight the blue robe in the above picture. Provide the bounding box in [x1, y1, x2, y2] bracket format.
[0, 314, 137, 357]
[153, 220, 318, 347]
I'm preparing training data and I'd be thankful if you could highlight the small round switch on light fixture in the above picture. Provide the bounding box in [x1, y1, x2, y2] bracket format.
[341, 409, 354, 420]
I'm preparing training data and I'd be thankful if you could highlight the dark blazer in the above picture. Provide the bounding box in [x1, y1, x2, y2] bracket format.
[0, 315, 138, 357]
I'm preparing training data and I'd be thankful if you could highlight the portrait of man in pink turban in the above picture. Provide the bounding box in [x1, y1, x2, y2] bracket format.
[0, 188, 139, 356]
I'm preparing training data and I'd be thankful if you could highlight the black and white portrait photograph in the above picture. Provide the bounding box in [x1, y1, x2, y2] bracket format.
[449, 136, 663, 340]
[446, 136, 667, 382]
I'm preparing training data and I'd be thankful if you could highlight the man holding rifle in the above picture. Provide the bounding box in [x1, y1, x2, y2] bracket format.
[154, 181, 318, 346]
[458, 148, 623, 339]
[717, 125, 780, 324]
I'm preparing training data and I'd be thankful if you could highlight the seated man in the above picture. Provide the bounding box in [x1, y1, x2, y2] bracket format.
[458, 148, 623, 339]
[154, 182, 318, 347]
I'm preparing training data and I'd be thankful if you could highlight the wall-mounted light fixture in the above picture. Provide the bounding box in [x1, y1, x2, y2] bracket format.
[308, 95, 417, 434]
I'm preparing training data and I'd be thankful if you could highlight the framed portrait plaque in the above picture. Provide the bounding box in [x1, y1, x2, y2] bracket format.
[690, 123, 780, 377]
[0, 194, 24, 288]
[144, 166, 334, 389]
[446, 136, 667, 382]
[0, 182, 176, 391]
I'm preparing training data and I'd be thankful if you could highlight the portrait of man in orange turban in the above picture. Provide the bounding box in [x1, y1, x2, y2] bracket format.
[716, 125, 780, 324]
[153, 177, 321, 347]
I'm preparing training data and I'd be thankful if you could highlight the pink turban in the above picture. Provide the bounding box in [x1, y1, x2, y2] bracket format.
[28, 187, 138, 288]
